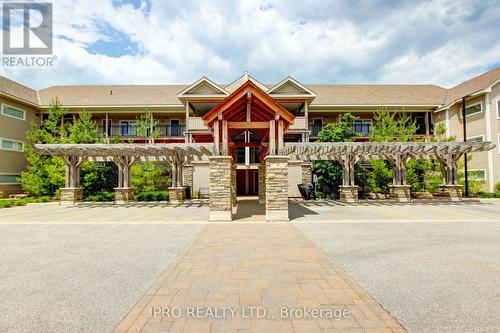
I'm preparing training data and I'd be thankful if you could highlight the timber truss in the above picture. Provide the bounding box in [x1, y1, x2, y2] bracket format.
[284, 141, 495, 187]
[34, 143, 213, 188]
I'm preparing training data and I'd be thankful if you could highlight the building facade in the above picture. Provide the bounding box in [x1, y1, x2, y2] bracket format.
[1, 68, 500, 196]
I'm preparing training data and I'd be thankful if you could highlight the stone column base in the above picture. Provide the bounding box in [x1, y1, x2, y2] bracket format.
[169, 187, 185, 205]
[389, 185, 412, 203]
[114, 187, 134, 204]
[60, 187, 83, 205]
[340, 186, 359, 203]
[209, 210, 233, 222]
[266, 210, 289, 222]
[439, 185, 462, 201]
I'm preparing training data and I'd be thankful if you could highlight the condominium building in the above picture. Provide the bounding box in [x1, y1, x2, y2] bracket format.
[1, 67, 499, 196]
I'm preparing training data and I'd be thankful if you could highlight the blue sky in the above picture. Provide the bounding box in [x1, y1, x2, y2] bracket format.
[1, 0, 500, 89]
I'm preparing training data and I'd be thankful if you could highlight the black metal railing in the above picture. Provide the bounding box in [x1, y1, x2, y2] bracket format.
[98, 124, 186, 137]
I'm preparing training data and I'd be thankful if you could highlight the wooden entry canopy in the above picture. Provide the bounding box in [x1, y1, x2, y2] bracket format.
[284, 141, 495, 187]
[201, 80, 296, 155]
[34, 143, 213, 188]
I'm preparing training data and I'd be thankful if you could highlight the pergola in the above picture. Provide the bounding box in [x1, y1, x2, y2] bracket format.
[284, 141, 495, 202]
[34, 143, 213, 203]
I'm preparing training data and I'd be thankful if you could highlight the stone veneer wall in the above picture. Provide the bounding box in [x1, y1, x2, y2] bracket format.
[182, 165, 193, 187]
[265, 156, 289, 221]
[209, 156, 233, 221]
[60, 187, 83, 205]
[231, 163, 237, 207]
[258, 162, 266, 204]
[301, 163, 312, 184]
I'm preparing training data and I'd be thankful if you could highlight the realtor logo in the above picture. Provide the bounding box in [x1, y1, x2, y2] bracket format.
[2, 2, 53, 55]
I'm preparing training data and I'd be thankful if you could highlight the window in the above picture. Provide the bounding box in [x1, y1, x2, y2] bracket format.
[497, 100, 500, 118]
[0, 174, 20, 184]
[353, 119, 372, 135]
[467, 135, 484, 143]
[1, 104, 26, 120]
[311, 118, 323, 136]
[119, 121, 136, 136]
[467, 169, 486, 181]
[235, 147, 245, 163]
[0, 138, 24, 152]
[464, 102, 482, 117]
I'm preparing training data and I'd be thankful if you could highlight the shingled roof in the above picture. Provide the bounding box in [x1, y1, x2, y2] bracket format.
[0, 76, 39, 105]
[1, 66, 500, 109]
[445, 66, 500, 106]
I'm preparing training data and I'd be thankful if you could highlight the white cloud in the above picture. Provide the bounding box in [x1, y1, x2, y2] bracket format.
[0, 0, 499, 89]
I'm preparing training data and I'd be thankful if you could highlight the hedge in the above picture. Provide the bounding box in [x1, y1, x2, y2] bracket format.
[0, 196, 51, 209]
[477, 191, 500, 198]
[84, 192, 115, 202]
[136, 191, 169, 201]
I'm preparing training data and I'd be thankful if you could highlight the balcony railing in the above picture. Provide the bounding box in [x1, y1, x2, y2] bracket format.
[287, 116, 307, 132]
[98, 124, 186, 137]
[187, 117, 210, 131]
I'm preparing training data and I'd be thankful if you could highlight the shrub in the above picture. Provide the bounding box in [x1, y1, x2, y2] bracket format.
[136, 191, 169, 201]
[84, 192, 115, 202]
[367, 160, 393, 194]
[0, 196, 51, 209]
[132, 162, 170, 192]
[495, 182, 500, 193]
[0, 191, 4, 199]
[477, 191, 500, 198]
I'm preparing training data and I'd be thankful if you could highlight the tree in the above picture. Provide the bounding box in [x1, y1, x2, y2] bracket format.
[20, 101, 111, 197]
[131, 162, 170, 192]
[20, 99, 68, 196]
[367, 107, 418, 193]
[313, 113, 366, 198]
[370, 107, 417, 142]
[136, 109, 160, 143]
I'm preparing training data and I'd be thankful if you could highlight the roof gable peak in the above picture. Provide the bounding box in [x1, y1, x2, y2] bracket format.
[177, 76, 228, 97]
[268, 76, 316, 97]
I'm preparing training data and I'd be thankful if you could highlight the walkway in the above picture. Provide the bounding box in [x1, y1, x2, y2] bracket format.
[113, 224, 404, 332]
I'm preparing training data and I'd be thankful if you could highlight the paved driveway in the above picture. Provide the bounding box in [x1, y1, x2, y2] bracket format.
[298, 222, 500, 333]
[0, 224, 203, 333]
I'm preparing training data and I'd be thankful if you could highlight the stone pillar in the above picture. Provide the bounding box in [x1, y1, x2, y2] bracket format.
[169, 187, 185, 205]
[114, 187, 134, 204]
[209, 156, 233, 222]
[339, 186, 358, 203]
[439, 185, 462, 201]
[182, 165, 193, 187]
[231, 163, 237, 207]
[265, 156, 289, 221]
[389, 185, 412, 202]
[437, 154, 462, 201]
[113, 155, 136, 204]
[60, 155, 85, 205]
[60, 188, 83, 205]
[301, 162, 312, 184]
[258, 162, 266, 204]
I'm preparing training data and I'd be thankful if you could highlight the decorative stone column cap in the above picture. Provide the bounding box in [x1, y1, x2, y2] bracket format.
[264, 155, 290, 162]
[389, 185, 411, 188]
[339, 185, 359, 188]
[168, 186, 185, 190]
[209, 156, 233, 162]
[114, 187, 134, 190]
[61, 187, 83, 190]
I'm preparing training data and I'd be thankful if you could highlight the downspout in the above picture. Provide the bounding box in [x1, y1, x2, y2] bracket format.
[462, 96, 468, 197]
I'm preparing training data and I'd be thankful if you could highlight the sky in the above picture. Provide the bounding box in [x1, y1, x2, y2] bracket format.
[1, 0, 500, 89]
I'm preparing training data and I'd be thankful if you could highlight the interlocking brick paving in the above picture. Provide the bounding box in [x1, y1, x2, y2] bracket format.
[114, 224, 405, 333]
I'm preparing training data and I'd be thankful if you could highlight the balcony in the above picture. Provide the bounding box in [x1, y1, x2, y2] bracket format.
[98, 124, 186, 138]
[286, 116, 308, 132]
[187, 117, 210, 132]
